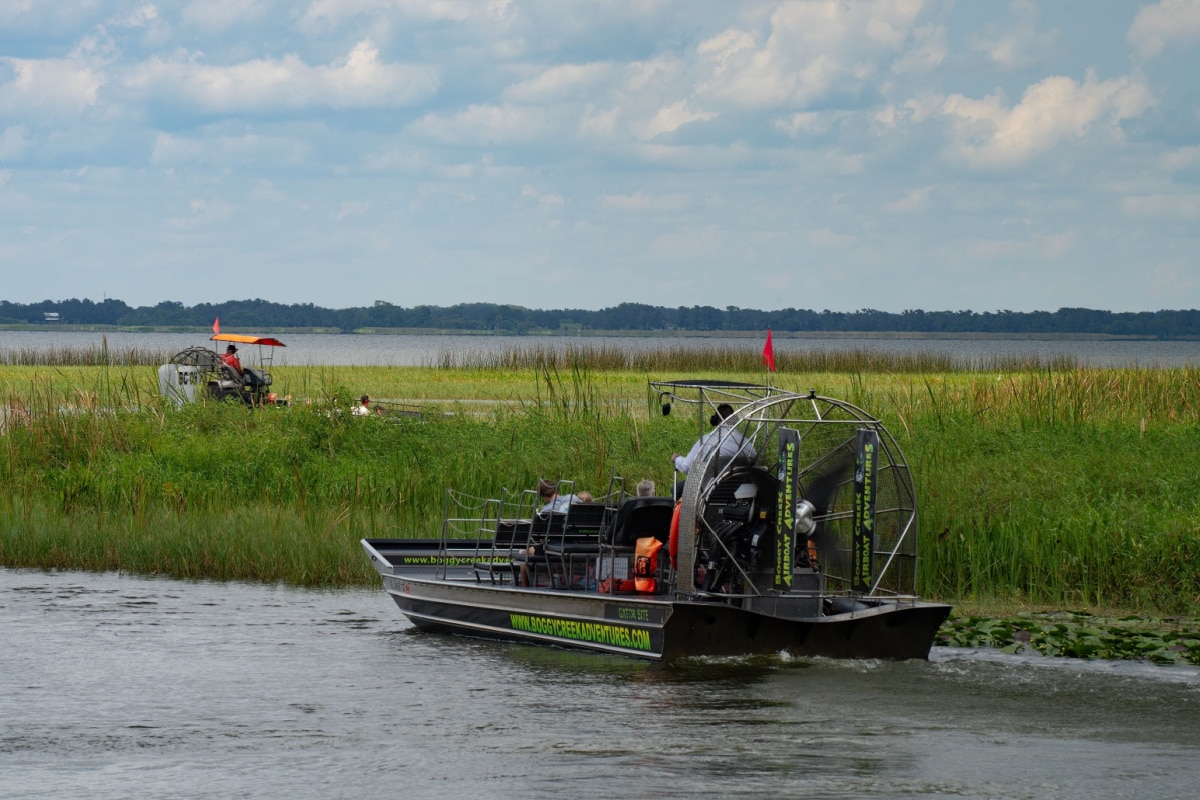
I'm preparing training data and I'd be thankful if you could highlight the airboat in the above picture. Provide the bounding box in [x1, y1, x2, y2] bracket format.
[362, 380, 951, 661]
[158, 332, 286, 407]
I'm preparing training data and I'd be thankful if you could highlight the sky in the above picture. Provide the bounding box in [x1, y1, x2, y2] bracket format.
[1, 1, 1198, 313]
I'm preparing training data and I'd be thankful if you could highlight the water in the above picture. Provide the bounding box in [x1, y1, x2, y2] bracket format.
[2, 330, 1200, 368]
[3, 569, 1198, 799]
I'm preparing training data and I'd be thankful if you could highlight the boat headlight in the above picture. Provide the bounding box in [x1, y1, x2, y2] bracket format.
[794, 499, 816, 535]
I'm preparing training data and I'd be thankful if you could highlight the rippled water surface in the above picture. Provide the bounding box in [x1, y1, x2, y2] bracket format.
[2, 569, 1198, 799]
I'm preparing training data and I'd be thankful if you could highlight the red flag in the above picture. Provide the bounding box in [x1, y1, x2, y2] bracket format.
[762, 328, 775, 372]
[213, 317, 220, 335]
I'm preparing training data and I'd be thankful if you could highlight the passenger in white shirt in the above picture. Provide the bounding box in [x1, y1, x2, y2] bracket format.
[537, 478, 579, 514]
[520, 479, 580, 586]
[670, 403, 756, 475]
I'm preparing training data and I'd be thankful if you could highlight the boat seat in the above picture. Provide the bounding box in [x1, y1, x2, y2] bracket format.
[242, 367, 271, 388]
[544, 503, 610, 555]
[473, 518, 532, 583]
[605, 497, 675, 551]
[503, 512, 568, 587]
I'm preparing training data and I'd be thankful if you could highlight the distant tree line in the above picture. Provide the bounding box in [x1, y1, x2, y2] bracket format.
[3, 298, 1199, 338]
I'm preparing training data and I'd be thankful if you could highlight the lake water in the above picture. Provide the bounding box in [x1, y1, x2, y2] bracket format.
[3, 568, 1198, 800]
[2, 330, 1200, 368]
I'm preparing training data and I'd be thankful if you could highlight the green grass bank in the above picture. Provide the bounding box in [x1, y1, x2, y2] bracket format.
[2, 353, 1199, 625]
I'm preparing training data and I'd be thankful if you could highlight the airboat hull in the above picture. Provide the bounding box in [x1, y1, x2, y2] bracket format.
[364, 539, 950, 661]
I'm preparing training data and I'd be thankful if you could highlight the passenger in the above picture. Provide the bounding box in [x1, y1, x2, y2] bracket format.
[636, 479, 655, 497]
[352, 395, 371, 416]
[219, 345, 243, 376]
[536, 478, 578, 514]
[576, 490, 594, 503]
[669, 403, 756, 475]
[520, 479, 578, 586]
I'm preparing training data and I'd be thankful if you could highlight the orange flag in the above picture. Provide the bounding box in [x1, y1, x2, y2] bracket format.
[213, 317, 220, 335]
[762, 328, 775, 372]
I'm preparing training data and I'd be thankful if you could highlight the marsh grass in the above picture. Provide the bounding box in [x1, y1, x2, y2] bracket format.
[431, 342, 1085, 373]
[0, 342, 174, 367]
[2, 353, 1199, 615]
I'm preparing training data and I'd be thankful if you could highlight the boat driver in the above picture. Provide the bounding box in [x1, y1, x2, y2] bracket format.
[220, 344, 243, 375]
[670, 403, 757, 476]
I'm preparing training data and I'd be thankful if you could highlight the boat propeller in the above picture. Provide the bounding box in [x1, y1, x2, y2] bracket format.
[796, 445, 855, 573]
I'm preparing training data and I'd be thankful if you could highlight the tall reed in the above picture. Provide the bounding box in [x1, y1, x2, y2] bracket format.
[2, 359, 1198, 613]
[430, 342, 1083, 374]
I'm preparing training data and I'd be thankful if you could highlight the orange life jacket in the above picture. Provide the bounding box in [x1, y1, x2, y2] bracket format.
[634, 536, 663, 594]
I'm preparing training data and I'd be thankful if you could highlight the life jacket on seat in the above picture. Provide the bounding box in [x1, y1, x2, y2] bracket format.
[634, 536, 663, 594]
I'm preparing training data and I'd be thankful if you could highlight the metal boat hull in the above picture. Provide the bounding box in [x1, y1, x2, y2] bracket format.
[376, 569, 950, 662]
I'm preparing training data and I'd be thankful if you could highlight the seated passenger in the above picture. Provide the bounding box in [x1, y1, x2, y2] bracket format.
[219, 345, 243, 376]
[536, 478, 579, 515]
[520, 479, 578, 586]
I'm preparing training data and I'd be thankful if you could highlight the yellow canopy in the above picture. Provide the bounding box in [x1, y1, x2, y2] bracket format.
[211, 333, 286, 347]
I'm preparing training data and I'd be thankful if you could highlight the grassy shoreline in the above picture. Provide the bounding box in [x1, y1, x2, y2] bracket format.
[3, 353, 1199, 662]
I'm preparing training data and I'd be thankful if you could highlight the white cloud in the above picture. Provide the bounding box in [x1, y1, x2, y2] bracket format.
[333, 200, 369, 220]
[884, 185, 935, 213]
[940, 72, 1154, 168]
[1159, 146, 1200, 171]
[164, 197, 234, 230]
[0, 168, 11, 187]
[1149, 262, 1195, 298]
[633, 100, 716, 140]
[578, 103, 619, 139]
[1122, 193, 1200, 219]
[124, 40, 438, 112]
[891, 24, 946, 74]
[521, 185, 564, 208]
[808, 228, 856, 248]
[968, 230, 1075, 261]
[775, 110, 839, 137]
[149, 131, 311, 166]
[0, 57, 104, 116]
[0, 1, 34, 21]
[972, 0, 1058, 69]
[600, 192, 689, 211]
[408, 103, 547, 145]
[1129, 0, 1200, 59]
[504, 62, 611, 103]
[0, 125, 29, 160]
[181, 0, 267, 32]
[112, 3, 159, 28]
[694, 0, 928, 109]
[300, 0, 506, 27]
